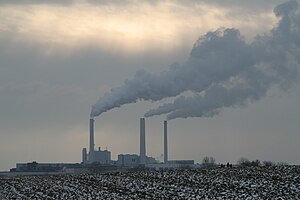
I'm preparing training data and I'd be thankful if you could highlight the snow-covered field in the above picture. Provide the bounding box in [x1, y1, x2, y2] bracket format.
[0, 166, 299, 199]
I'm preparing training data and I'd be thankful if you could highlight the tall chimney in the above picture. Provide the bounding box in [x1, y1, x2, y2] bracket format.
[140, 118, 146, 165]
[82, 148, 87, 164]
[164, 120, 168, 164]
[89, 118, 95, 162]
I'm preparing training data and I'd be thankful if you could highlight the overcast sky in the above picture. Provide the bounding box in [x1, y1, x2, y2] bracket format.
[0, 0, 299, 171]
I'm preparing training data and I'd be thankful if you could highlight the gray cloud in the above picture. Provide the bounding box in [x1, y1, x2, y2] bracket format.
[92, 0, 300, 120]
[179, 0, 285, 8]
[85, 0, 285, 14]
[87, 0, 161, 6]
[0, 27, 188, 133]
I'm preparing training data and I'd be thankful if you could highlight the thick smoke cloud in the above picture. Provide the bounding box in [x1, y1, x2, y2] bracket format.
[91, 0, 300, 120]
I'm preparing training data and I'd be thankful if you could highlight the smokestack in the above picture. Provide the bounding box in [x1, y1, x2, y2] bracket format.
[82, 148, 87, 164]
[140, 118, 146, 165]
[89, 118, 95, 162]
[164, 120, 168, 164]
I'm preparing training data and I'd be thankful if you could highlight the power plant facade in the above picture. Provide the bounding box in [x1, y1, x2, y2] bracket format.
[117, 154, 139, 167]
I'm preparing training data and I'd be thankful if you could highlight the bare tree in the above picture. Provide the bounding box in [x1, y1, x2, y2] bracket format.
[263, 161, 275, 167]
[209, 157, 216, 165]
[237, 157, 251, 167]
[202, 156, 216, 167]
[251, 159, 261, 167]
[202, 156, 210, 165]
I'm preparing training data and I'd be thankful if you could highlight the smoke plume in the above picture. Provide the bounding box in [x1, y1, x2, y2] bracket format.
[91, 0, 300, 120]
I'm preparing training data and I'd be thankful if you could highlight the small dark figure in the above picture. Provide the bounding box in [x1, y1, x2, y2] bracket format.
[230, 164, 233, 168]
[220, 164, 224, 168]
[226, 162, 230, 168]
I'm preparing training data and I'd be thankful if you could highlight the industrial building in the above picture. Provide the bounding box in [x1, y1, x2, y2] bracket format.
[116, 154, 139, 167]
[93, 147, 111, 164]
[10, 117, 195, 173]
[81, 117, 194, 169]
[12, 161, 83, 172]
[82, 118, 112, 164]
[82, 117, 158, 167]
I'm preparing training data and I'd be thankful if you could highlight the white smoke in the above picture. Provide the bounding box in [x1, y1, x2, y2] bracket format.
[91, 0, 300, 120]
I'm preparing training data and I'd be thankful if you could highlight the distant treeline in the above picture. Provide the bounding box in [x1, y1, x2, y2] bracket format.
[202, 156, 289, 167]
[237, 158, 288, 167]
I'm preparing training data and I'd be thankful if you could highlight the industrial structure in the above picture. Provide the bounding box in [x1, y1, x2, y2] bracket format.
[164, 120, 168, 163]
[82, 117, 158, 166]
[82, 118, 111, 164]
[82, 148, 87, 163]
[117, 154, 139, 167]
[80, 117, 195, 169]
[89, 118, 94, 162]
[12, 162, 83, 172]
[140, 118, 146, 165]
[11, 117, 195, 173]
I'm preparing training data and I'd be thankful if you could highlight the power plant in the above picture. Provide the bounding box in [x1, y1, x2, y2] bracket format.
[11, 117, 194, 173]
[82, 117, 158, 166]
[81, 117, 193, 169]
[82, 118, 111, 164]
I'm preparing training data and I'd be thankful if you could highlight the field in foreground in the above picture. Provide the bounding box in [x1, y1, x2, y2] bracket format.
[0, 166, 299, 199]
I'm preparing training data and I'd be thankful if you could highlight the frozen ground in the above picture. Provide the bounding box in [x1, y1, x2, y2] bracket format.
[0, 166, 299, 199]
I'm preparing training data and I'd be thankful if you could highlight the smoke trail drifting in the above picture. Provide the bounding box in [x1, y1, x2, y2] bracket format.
[91, 0, 300, 119]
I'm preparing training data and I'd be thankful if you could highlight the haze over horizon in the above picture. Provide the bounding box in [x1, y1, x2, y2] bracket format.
[0, 0, 299, 171]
